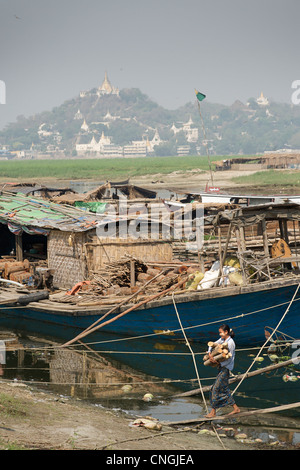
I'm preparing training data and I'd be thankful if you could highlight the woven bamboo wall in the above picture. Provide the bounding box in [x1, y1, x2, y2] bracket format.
[48, 230, 87, 289]
[85, 237, 173, 272]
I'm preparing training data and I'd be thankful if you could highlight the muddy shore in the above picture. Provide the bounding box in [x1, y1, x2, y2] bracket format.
[0, 380, 299, 451]
[1, 168, 300, 196]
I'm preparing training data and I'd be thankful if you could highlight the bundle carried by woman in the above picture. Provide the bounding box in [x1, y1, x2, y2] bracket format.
[203, 340, 232, 367]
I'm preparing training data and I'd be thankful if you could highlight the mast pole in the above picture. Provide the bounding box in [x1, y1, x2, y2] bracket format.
[197, 100, 214, 186]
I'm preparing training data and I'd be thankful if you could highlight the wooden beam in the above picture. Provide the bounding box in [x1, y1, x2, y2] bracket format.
[174, 358, 296, 398]
[161, 401, 300, 426]
[15, 234, 23, 262]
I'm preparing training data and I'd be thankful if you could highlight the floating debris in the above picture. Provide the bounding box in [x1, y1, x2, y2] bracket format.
[143, 393, 154, 402]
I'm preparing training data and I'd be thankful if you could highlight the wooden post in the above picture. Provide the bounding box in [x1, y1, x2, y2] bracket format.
[261, 219, 271, 279]
[130, 259, 135, 287]
[217, 226, 224, 286]
[17, 348, 25, 368]
[235, 226, 247, 285]
[15, 234, 23, 262]
[283, 219, 289, 244]
[261, 219, 269, 258]
[293, 221, 298, 257]
[221, 223, 232, 267]
[239, 226, 246, 252]
[196, 215, 204, 272]
[279, 219, 289, 244]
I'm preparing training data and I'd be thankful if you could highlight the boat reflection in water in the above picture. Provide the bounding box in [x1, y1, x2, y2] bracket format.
[0, 313, 299, 419]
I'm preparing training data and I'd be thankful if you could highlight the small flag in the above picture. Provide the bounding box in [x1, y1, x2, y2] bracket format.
[195, 89, 206, 102]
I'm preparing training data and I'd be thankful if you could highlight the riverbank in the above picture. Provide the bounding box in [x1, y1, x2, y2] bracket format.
[0, 380, 298, 450]
[1, 167, 300, 196]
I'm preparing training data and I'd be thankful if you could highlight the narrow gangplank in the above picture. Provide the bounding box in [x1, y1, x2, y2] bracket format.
[161, 401, 300, 426]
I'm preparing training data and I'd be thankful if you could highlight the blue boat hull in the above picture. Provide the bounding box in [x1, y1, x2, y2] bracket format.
[1, 278, 299, 347]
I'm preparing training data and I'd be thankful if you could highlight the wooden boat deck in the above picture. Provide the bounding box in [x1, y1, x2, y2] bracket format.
[1, 273, 299, 317]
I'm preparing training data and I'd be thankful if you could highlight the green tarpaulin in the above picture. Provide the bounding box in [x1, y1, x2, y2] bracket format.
[74, 201, 107, 213]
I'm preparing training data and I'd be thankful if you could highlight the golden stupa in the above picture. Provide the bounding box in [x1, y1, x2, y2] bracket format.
[99, 71, 113, 94]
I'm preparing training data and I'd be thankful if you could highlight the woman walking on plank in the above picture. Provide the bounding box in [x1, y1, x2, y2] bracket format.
[205, 324, 240, 418]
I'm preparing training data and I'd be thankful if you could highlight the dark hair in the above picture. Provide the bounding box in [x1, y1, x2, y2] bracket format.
[219, 324, 235, 338]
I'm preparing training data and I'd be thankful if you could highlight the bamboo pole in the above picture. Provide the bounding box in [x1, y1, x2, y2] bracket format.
[61, 268, 170, 347]
[62, 272, 188, 347]
[174, 358, 297, 398]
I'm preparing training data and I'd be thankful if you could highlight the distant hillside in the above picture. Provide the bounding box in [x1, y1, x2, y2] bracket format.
[1, 79, 300, 157]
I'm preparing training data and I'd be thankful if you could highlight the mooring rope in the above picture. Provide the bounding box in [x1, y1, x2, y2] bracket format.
[172, 291, 227, 450]
[231, 281, 300, 396]
[172, 291, 208, 412]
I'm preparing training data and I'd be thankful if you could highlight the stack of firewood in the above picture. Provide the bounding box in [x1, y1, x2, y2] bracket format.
[0, 258, 31, 283]
[203, 341, 232, 367]
[93, 257, 148, 288]
[64, 257, 187, 305]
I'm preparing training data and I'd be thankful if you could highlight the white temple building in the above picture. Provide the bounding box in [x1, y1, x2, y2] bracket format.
[74, 109, 83, 120]
[81, 119, 89, 132]
[171, 116, 199, 142]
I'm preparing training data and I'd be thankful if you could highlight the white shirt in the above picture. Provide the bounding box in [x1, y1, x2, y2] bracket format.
[208, 336, 235, 371]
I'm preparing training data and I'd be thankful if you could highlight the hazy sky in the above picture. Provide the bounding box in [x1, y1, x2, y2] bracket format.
[0, 0, 300, 129]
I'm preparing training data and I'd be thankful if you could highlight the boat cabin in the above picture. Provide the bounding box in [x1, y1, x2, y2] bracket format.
[0, 191, 172, 289]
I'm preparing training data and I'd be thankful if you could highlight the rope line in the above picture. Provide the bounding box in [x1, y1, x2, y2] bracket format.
[172, 291, 227, 450]
[172, 292, 208, 412]
[232, 281, 300, 396]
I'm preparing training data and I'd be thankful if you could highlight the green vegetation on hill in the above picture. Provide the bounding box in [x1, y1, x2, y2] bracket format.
[1, 86, 300, 156]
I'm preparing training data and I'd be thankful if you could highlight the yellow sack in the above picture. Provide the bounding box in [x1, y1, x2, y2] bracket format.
[186, 271, 204, 290]
[224, 256, 240, 268]
[228, 271, 243, 286]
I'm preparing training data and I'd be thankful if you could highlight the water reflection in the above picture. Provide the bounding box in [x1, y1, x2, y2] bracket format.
[0, 330, 178, 399]
[1, 328, 299, 447]
[0, 327, 299, 419]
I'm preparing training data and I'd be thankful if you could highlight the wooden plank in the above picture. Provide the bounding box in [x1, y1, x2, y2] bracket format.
[174, 358, 296, 398]
[161, 401, 300, 426]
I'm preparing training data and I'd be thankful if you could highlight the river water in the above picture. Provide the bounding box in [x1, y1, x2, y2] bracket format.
[0, 321, 299, 447]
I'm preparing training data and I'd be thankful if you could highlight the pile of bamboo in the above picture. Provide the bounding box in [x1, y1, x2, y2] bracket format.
[0, 258, 32, 283]
[203, 341, 232, 367]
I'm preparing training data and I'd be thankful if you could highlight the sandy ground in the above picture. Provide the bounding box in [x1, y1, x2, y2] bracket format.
[0, 168, 263, 191]
[2, 167, 297, 196]
[131, 169, 258, 193]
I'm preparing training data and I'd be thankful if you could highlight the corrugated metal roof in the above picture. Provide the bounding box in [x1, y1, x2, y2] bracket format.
[0, 191, 102, 233]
